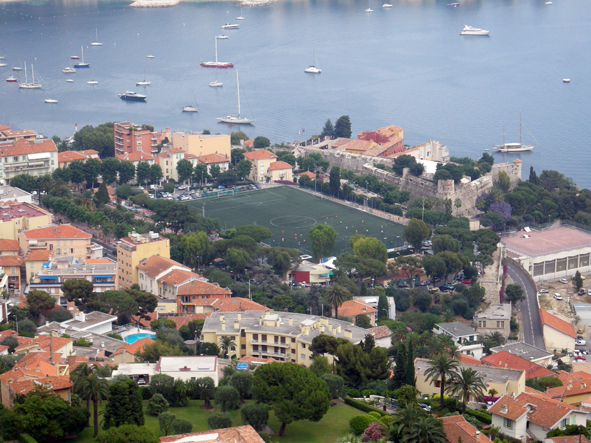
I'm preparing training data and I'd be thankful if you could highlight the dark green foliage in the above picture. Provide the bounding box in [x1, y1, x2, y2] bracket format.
[214, 386, 240, 412]
[334, 115, 352, 138]
[526, 376, 563, 392]
[172, 418, 192, 434]
[415, 292, 432, 312]
[158, 412, 176, 436]
[336, 342, 391, 386]
[253, 136, 271, 149]
[103, 379, 144, 429]
[349, 414, 377, 435]
[146, 394, 169, 416]
[463, 408, 492, 424]
[390, 343, 408, 390]
[16, 319, 37, 335]
[230, 371, 253, 403]
[207, 412, 232, 430]
[505, 284, 525, 304]
[46, 308, 73, 323]
[378, 294, 389, 319]
[343, 397, 390, 416]
[0, 336, 19, 354]
[321, 374, 345, 399]
[241, 403, 269, 432]
[95, 183, 111, 206]
[96, 425, 158, 443]
[356, 314, 371, 328]
[406, 342, 416, 388]
[321, 119, 334, 138]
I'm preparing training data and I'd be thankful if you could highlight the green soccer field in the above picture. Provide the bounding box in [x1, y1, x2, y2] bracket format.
[186, 186, 405, 256]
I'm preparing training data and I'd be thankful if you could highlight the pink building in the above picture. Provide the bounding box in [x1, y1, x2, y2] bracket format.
[114, 122, 167, 156]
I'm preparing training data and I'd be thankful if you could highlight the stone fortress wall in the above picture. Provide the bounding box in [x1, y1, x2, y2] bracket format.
[295, 147, 522, 218]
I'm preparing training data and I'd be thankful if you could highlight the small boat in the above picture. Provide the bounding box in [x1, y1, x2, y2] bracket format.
[382, 3, 393, 7]
[492, 113, 536, 153]
[74, 46, 90, 68]
[119, 91, 147, 101]
[448, 2, 459, 5]
[63, 67, 76, 74]
[460, 25, 490, 36]
[365, 0, 373, 12]
[216, 35, 229, 39]
[217, 70, 254, 124]
[563, 79, 570, 83]
[12, 66, 22, 71]
[304, 52, 321, 74]
[19, 63, 42, 89]
[182, 105, 198, 112]
[70, 55, 80, 59]
[147, 55, 155, 59]
[6, 76, 17, 82]
[236, 8, 245, 20]
[209, 80, 223, 87]
[45, 99, 58, 104]
[136, 80, 150, 86]
[545, 1, 552, 4]
[90, 29, 103, 46]
[66, 79, 74, 83]
[87, 80, 98, 85]
[201, 36, 234, 68]
[221, 23, 239, 29]
[0, 63, 6, 67]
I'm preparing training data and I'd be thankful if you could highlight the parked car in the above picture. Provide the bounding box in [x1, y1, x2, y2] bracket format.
[575, 356, 587, 362]
[538, 289, 549, 294]
[553, 293, 563, 300]
[579, 289, 587, 295]
[576, 339, 587, 346]
[578, 326, 586, 334]
[155, 193, 163, 198]
[418, 403, 431, 412]
[461, 279, 472, 285]
[441, 284, 455, 291]
[178, 185, 188, 190]
[576, 349, 589, 355]
[560, 278, 569, 284]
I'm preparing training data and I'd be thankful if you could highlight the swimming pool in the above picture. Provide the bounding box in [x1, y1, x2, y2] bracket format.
[124, 333, 156, 344]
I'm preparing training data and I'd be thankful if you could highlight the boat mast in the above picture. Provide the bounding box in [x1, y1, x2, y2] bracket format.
[24, 62, 27, 84]
[214, 37, 218, 64]
[236, 70, 241, 118]
[502, 126, 505, 147]
[519, 112, 522, 145]
[31, 65, 34, 84]
[81, 46, 84, 63]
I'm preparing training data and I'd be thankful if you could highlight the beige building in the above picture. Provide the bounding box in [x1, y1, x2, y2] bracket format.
[475, 304, 512, 337]
[0, 202, 52, 241]
[244, 150, 277, 183]
[540, 309, 576, 352]
[117, 231, 170, 289]
[157, 148, 187, 182]
[0, 239, 20, 256]
[23, 249, 54, 284]
[197, 154, 230, 175]
[168, 131, 231, 159]
[0, 138, 58, 185]
[267, 161, 294, 182]
[490, 342, 554, 367]
[137, 255, 190, 296]
[415, 358, 526, 399]
[201, 311, 368, 366]
[19, 224, 94, 263]
[388, 140, 450, 162]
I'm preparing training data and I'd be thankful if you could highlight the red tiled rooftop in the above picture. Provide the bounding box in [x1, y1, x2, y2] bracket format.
[138, 256, 186, 279]
[22, 224, 92, 240]
[116, 151, 155, 162]
[539, 309, 576, 338]
[481, 351, 555, 379]
[24, 249, 54, 261]
[58, 151, 87, 163]
[267, 161, 293, 171]
[159, 425, 264, 443]
[440, 415, 493, 443]
[243, 150, 277, 161]
[198, 153, 229, 164]
[211, 297, 266, 312]
[0, 138, 57, 157]
[367, 325, 392, 340]
[0, 255, 22, 266]
[337, 299, 377, 317]
[0, 239, 19, 251]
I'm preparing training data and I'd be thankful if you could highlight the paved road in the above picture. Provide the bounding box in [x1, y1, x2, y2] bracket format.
[507, 261, 545, 349]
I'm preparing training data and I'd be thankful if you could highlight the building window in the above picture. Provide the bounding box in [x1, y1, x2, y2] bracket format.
[482, 321, 486, 328]
[301, 354, 305, 360]
[70, 249, 74, 254]
[504, 418, 513, 429]
[301, 343, 306, 349]
[57, 249, 61, 255]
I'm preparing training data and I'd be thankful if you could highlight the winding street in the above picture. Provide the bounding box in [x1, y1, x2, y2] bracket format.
[506, 261, 545, 349]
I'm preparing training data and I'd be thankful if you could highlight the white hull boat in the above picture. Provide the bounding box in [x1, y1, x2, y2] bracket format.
[182, 106, 198, 112]
[492, 113, 536, 153]
[66, 79, 74, 83]
[87, 80, 98, 85]
[136, 81, 151, 86]
[305, 52, 321, 74]
[460, 25, 490, 35]
[147, 55, 155, 59]
[19, 63, 42, 89]
[209, 80, 223, 87]
[216, 35, 229, 39]
[382, 3, 393, 7]
[13, 67, 22, 71]
[45, 99, 58, 104]
[63, 67, 76, 74]
[217, 70, 254, 124]
[221, 23, 239, 29]
[563, 79, 570, 83]
[91, 29, 103, 46]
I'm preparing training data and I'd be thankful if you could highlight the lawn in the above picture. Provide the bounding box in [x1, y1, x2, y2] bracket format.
[72, 399, 359, 442]
[186, 185, 405, 255]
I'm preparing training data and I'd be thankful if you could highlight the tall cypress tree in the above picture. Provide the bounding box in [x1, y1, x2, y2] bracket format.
[406, 341, 416, 387]
[528, 166, 538, 185]
[389, 343, 407, 390]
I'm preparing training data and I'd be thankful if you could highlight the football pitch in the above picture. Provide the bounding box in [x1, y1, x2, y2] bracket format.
[186, 186, 405, 256]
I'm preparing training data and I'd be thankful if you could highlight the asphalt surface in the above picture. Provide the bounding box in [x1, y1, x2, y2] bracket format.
[507, 261, 545, 349]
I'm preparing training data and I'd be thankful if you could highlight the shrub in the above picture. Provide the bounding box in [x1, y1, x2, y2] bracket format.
[344, 397, 389, 416]
[361, 389, 376, 397]
[464, 408, 492, 424]
[146, 393, 169, 416]
[172, 418, 192, 434]
[158, 412, 177, 436]
[140, 387, 152, 400]
[348, 389, 361, 398]
[321, 374, 345, 399]
[46, 308, 73, 323]
[240, 403, 269, 432]
[207, 412, 232, 430]
[214, 386, 240, 412]
[349, 414, 377, 435]
[444, 397, 457, 412]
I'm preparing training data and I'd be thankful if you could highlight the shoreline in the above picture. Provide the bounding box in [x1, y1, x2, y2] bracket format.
[129, 0, 277, 7]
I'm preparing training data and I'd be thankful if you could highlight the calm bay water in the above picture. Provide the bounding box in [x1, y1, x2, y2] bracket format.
[0, 0, 590, 186]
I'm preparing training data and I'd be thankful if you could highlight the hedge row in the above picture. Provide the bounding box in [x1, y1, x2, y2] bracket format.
[344, 397, 390, 416]
[464, 408, 492, 424]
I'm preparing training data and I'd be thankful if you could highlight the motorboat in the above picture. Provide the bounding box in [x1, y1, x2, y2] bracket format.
[12, 66, 22, 71]
[136, 80, 151, 86]
[221, 23, 239, 29]
[492, 113, 536, 153]
[217, 70, 254, 124]
[200, 36, 234, 68]
[63, 67, 76, 74]
[216, 35, 229, 39]
[90, 29, 103, 46]
[66, 79, 74, 83]
[87, 80, 98, 85]
[209, 80, 223, 87]
[182, 105, 198, 112]
[19, 63, 42, 89]
[147, 55, 155, 59]
[44, 99, 58, 104]
[365, 7, 373, 12]
[545, 1, 552, 4]
[305, 51, 321, 74]
[460, 25, 490, 36]
[70, 55, 80, 59]
[382, 3, 393, 7]
[563, 78, 571, 83]
[448, 2, 459, 5]
[119, 91, 147, 101]
[0, 63, 6, 67]
[74, 46, 90, 68]
[365, 1, 373, 12]
[6, 76, 17, 82]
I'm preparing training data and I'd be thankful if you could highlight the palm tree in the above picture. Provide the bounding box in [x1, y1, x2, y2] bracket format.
[424, 354, 459, 411]
[218, 336, 236, 359]
[446, 367, 487, 413]
[323, 284, 352, 319]
[78, 371, 109, 437]
[485, 332, 506, 347]
[402, 416, 447, 443]
[393, 403, 426, 436]
[71, 363, 93, 409]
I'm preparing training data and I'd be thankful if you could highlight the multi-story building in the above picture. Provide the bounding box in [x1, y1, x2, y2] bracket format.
[57, 150, 99, 169]
[0, 202, 53, 241]
[28, 256, 116, 304]
[113, 122, 164, 156]
[167, 130, 231, 159]
[137, 255, 190, 296]
[0, 186, 33, 204]
[162, 270, 231, 313]
[0, 239, 20, 256]
[388, 139, 449, 162]
[19, 224, 98, 263]
[474, 304, 512, 337]
[117, 231, 169, 289]
[243, 150, 278, 183]
[115, 151, 156, 170]
[23, 249, 54, 283]
[197, 153, 230, 175]
[433, 321, 484, 359]
[157, 148, 188, 182]
[0, 255, 22, 291]
[490, 342, 554, 367]
[0, 125, 37, 143]
[201, 310, 368, 366]
[0, 138, 58, 185]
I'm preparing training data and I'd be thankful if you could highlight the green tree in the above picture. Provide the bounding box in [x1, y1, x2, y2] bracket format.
[96, 425, 158, 443]
[136, 162, 151, 186]
[253, 362, 330, 437]
[253, 136, 271, 149]
[390, 343, 408, 390]
[496, 170, 511, 192]
[446, 367, 487, 413]
[422, 255, 446, 282]
[218, 336, 237, 359]
[321, 119, 335, 138]
[69, 160, 86, 187]
[432, 235, 460, 254]
[324, 284, 352, 319]
[146, 393, 169, 416]
[83, 158, 102, 189]
[10, 174, 38, 192]
[101, 157, 120, 185]
[309, 356, 332, 377]
[309, 224, 337, 260]
[225, 248, 250, 280]
[406, 341, 416, 388]
[424, 354, 459, 411]
[505, 284, 525, 304]
[118, 160, 136, 184]
[95, 182, 111, 206]
[321, 374, 345, 399]
[78, 371, 109, 437]
[178, 231, 210, 269]
[149, 164, 163, 184]
[235, 225, 273, 242]
[574, 271, 584, 292]
[352, 236, 387, 263]
[241, 403, 269, 432]
[329, 166, 341, 196]
[103, 378, 144, 429]
[231, 146, 247, 162]
[402, 416, 447, 443]
[236, 159, 252, 179]
[172, 418, 192, 435]
[334, 115, 352, 138]
[207, 412, 232, 430]
[230, 371, 253, 403]
[378, 293, 389, 319]
[1, 335, 19, 353]
[26, 289, 55, 319]
[215, 386, 240, 412]
[62, 278, 96, 307]
[196, 377, 216, 409]
[356, 314, 371, 328]
[267, 247, 293, 277]
[176, 159, 194, 184]
[158, 412, 177, 436]
[404, 219, 432, 251]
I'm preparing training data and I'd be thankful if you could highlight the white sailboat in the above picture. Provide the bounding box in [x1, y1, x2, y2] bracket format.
[182, 93, 198, 112]
[200, 36, 234, 68]
[236, 8, 245, 20]
[304, 52, 321, 74]
[91, 29, 103, 46]
[365, 0, 373, 12]
[19, 63, 42, 89]
[217, 70, 254, 124]
[382, 3, 393, 7]
[87, 80, 98, 85]
[45, 81, 58, 103]
[147, 55, 155, 59]
[74, 46, 90, 68]
[492, 113, 536, 153]
[136, 69, 151, 86]
[209, 68, 223, 87]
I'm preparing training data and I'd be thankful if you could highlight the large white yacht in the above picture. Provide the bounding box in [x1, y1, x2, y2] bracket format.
[460, 25, 490, 36]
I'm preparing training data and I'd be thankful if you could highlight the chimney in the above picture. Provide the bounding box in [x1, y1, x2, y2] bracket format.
[237, 313, 241, 320]
[475, 431, 480, 438]
[336, 325, 341, 333]
[234, 321, 239, 330]
[344, 329, 352, 338]
[220, 314, 225, 322]
[288, 318, 292, 326]
[221, 323, 225, 331]
[500, 404, 508, 414]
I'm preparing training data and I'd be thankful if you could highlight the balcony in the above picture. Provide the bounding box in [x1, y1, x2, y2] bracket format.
[250, 339, 289, 347]
[5, 162, 49, 172]
[252, 349, 287, 358]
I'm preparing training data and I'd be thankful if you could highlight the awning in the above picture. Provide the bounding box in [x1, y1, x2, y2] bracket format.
[94, 275, 114, 278]
[39, 276, 58, 280]
[27, 152, 51, 160]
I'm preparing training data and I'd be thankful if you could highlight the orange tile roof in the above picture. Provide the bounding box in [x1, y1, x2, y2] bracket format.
[338, 139, 376, 152]
[367, 325, 392, 340]
[198, 154, 229, 164]
[9, 375, 73, 397]
[440, 415, 493, 443]
[0, 255, 22, 266]
[337, 299, 377, 317]
[24, 249, 54, 261]
[177, 279, 232, 297]
[165, 313, 208, 329]
[0, 138, 57, 157]
[540, 309, 576, 338]
[267, 161, 293, 171]
[243, 150, 277, 161]
[488, 390, 580, 428]
[299, 171, 316, 179]
[158, 269, 202, 286]
[0, 239, 19, 251]
[211, 297, 267, 312]
[138, 256, 186, 279]
[78, 149, 99, 157]
[548, 437, 590, 443]
[116, 151, 155, 162]
[168, 148, 186, 154]
[58, 151, 87, 163]
[459, 353, 485, 365]
[184, 153, 198, 159]
[546, 371, 591, 400]
[481, 351, 555, 379]
[111, 337, 155, 357]
[22, 224, 92, 240]
[159, 425, 265, 443]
